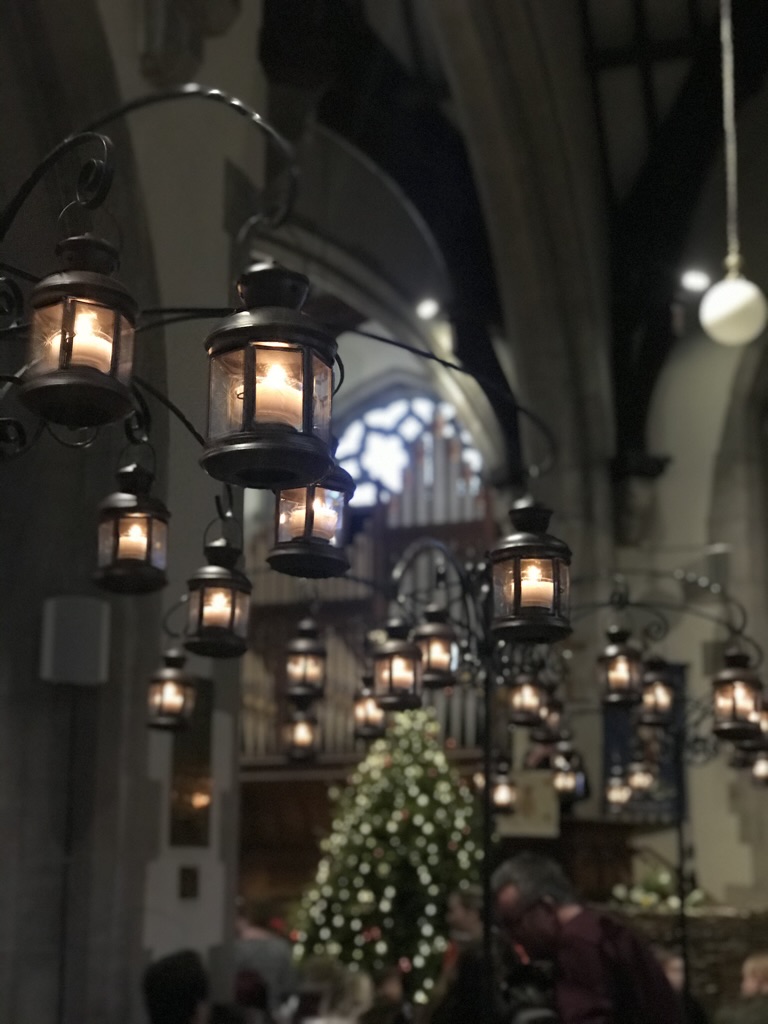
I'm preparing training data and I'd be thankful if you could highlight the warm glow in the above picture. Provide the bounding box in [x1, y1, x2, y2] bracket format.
[292, 721, 314, 747]
[643, 681, 673, 711]
[202, 589, 233, 628]
[287, 654, 323, 685]
[190, 791, 211, 809]
[255, 357, 303, 426]
[49, 308, 113, 372]
[426, 639, 452, 671]
[753, 755, 768, 781]
[607, 656, 632, 689]
[492, 781, 515, 810]
[554, 768, 577, 793]
[160, 682, 185, 713]
[416, 297, 440, 320]
[281, 497, 338, 541]
[511, 683, 542, 712]
[355, 697, 384, 725]
[628, 765, 655, 792]
[716, 681, 757, 718]
[390, 656, 414, 689]
[117, 520, 148, 560]
[517, 560, 555, 609]
[607, 777, 632, 806]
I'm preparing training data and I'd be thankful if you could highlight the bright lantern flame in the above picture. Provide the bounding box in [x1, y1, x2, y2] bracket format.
[523, 564, 542, 583]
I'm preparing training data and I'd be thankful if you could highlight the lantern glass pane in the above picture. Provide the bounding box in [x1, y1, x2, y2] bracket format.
[355, 696, 384, 726]
[116, 514, 150, 561]
[117, 312, 134, 383]
[186, 589, 201, 632]
[606, 654, 641, 695]
[643, 681, 673, 714]
[150, 681, 187, 715]
[312, 352, 332, 441]
[558, 560, 570, 615]
[278, 488, 310, 542]
[374, 654, 416, 695]
[209, 348, 245, 438]
[150, 520, 168, 570]
[287, 653, 325, 686]
[519, 558, 555, 610]
[287, 719, 316, 749]
[201, 586, 234, 629]
[715, 681, 759, 721]
[97, 520, 115, 567]
[510, 682, 544, 715]
[492, 559, 516, 616]
[233, 591, 250, 638]
[419, 637, 455, 673]
[313, 486, 344, 545]
[31, 299, 120, 375]
[254, 345, 303, 429]
[30, 302, 65, 373]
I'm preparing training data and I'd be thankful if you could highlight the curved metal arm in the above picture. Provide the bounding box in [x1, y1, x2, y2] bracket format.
[0, 133, 114, 242]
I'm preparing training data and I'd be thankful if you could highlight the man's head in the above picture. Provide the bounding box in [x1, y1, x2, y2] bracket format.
[143, 950, 209, 1024]
[492, 852, 579, 959]
[741, 952, 768, 997]
[446, 885, 483, 943]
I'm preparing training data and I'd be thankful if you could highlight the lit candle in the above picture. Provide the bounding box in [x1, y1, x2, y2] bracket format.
[117, 521, 148, 560]
[644, 682, 672, 710]
[753, 755, 768, 780]
[519, 562, 554, 609]
[190, 791, 212, 810]
[203, 589, 232, 628]
[512, 684, 541, 712]
[287, 655, 323, 684]
[293, 721, 314, 747]
[281, 498, 338, 541]
[256, 361, 303, 428]
[356, 697, 384, 725]
[493, 782, 515, 809]
[49, 309, 113, 372]
[554, 770, 576, 793]
[390, 656, 414, 690]
[427, 640, 452, 671]
[160, 682, 185, 713]
[608, 657, 632, 690]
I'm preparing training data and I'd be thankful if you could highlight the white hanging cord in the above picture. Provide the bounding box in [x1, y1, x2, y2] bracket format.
[720, 0, 741, 275]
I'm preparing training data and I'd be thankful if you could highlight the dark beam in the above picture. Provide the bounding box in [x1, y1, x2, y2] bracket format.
[587, 36, 695, 72]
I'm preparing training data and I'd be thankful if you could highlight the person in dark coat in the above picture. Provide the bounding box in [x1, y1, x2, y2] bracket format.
[716, 952, 768, 1024]
[492, 852, 684, 1024]
[656, 948, 709, 1024]
[143, 950, 210, 1024]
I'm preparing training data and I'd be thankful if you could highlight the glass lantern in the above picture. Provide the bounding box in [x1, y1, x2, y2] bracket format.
[354, 680, 387, 742]
[712, 650, 762, 741]
[752, 751, 768, 784]
[626, 757, 657, 794]
[507, 672, 549, 726]
[21, 236, 136, 426]
[285, 618, 327, 701]
[284, 710, 320, 761]
[147, 650, 197, 730]
[411, 605, 458, 690]
[605, 764, 632, 813]
[598, 627, 643, 705]
[491, 762, 517, 815]
[268, 461, 355, 578]
[184, 538, 252, 658]
[372, 619, 423, 711]
[94, 462, 170, 594]
[490, 497, 572, 643]
[638, 657, 675, 726]
[531, 696, 565, 744]
[201, 261, 336, 489]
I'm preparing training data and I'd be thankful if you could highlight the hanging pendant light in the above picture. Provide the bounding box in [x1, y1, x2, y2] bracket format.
[20, 235, 136, 426]
[371, 619, 422, 711]
[284, 709, 320, 761]
[489, 496, 571, 643]
[638, 657, 675, 726]
[285, 618, 327, 701]
[353, 677, 386, 742]
[626, 757, 657, 794]
[201, 260, 337, 489]
[598, 627, 643, 705]
[410, 604, 458, 690]
[184, 536, 252, 659]
[605, 763, 632, 813]
[94, 458, 169, 593]
[491, 761, 517, 815]
[506, 671, 549, 726]
[147, 649, 197, 730]
[699, 0, 767, 347]
[267, 459, 355, 578]
[712, 649, 762, 741]
[752, 750, 768, 785]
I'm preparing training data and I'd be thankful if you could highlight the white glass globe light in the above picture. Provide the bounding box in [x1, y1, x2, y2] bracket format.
[699, 275, 768, 346]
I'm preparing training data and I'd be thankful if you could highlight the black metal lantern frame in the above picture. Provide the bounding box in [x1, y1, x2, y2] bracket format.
[371, 619, 423, 711]
[268, 460, 355, 579]
[284, 708, 320, 761]
[410, 603, 459, 691]
[147, 649, 197, 730]
[490, 759, 517, 815]
[95, 450, 169, 594]
[353, 680, 387, 742]
[489, 497, 572, 644]
[285, 617, 327, 702]
[505, 670, 550, 726]
[598, 626, 644, 706]
[201, 262, 338, 490]
[638, 657, 676, 726]
[712, 649, 763, 742]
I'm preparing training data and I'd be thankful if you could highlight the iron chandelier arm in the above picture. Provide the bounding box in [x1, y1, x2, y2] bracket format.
[0, 132, 115, 243]
[132, 375, 205, 449]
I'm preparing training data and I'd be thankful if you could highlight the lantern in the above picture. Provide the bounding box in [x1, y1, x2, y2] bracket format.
[201, 261, 336, 489]
[184, 537, 252, 658]
[752, 750, 768, 785]
[284, 709, 320, 761]
[491, 763, 517, 815]
[371, 619, 422, 711]
[489, 497, 571, 643]
[531, 696, 565, 744]
[712, 650, 762, 742]
[507, 672, 548, 726]
[639, 657, 675, 726]
[94, 462, 169, 593]
[267, 460, 354, 578]
[598, 627, 643, 705]
[605, 764, 632, 812]
[552, 738, 588, 808]
[353, 682, 386, 742]
[626, 757, 657, 794]
[285, 618, 326, 701]
[147, 650, 197, 730]
[20, 235, 136, 426]
[411, 605, 458, 690]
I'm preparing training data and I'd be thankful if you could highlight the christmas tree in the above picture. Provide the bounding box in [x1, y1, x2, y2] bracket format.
[295, 708, 482, 1006]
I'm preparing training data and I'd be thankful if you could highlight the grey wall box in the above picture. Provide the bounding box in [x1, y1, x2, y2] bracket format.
[40, 595, 111, 685]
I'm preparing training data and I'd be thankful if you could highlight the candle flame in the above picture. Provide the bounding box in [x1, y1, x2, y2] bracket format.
[264, 362, 288, 387]
[523, 563, 542, 583]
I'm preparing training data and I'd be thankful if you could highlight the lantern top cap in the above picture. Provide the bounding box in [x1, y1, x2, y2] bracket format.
[162, 649, 187, 669]
[117, 462, 154, 495]
[237, 259, 310, 311]
[724, 648, 751, 669]
[56, 234, 119, 275]
[606, 625, 632, 645]
[204, 536, 242, 570]
[296, 617, 320, 638]
[423, 603, 449, 624]
[509, 495, 553, 534]
[386, 618, 410, 640]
